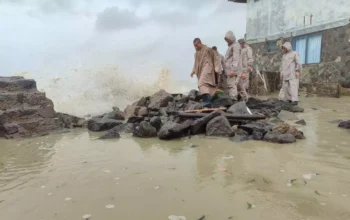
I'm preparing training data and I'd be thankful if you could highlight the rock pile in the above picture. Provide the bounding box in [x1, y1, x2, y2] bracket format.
[89, 89, 306, 144]
[0, 76, 86, 139]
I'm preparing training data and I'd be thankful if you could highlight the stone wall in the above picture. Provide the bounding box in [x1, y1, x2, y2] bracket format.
[249, 23, 350, 96]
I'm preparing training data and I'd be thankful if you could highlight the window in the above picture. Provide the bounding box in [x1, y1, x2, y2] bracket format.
[267, 41, 278, 52]
[292, 33, 322, 64]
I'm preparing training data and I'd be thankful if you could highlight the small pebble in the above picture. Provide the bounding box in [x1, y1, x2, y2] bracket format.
[328, 192, 332, 195]
[342, 194, 347, 197]
[320, 203, 326, 206]
[48, 193, 53, 196]
[154, 186, 160, 190]
[280, 170, 285, 173]
[116, 182, 119, 185]
[104, 170, 111, 173]
[114, 177, 120, 180]
[41, 185, 46, 189]
[65, 197, 72, 201]
[287, 183, 292, 187]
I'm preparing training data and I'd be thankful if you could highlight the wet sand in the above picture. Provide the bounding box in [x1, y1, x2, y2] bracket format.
[1, 96, 350, 220]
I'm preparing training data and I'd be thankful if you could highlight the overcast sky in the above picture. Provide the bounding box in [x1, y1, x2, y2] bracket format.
[0, 0, 246, 80]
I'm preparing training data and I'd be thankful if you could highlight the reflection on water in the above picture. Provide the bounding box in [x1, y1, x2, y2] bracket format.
[0, 97, 350, 220]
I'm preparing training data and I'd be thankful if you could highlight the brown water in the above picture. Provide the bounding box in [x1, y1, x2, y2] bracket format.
[1, 97, 350, 220]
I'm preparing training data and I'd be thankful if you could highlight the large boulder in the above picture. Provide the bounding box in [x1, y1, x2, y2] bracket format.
[338, 120, 350, 129]
[106, 123, 134, 134]
[239, 123, 269, 135]
[206, 116, 234, 137]
[278, 110, 298, 121]
[191, 110, 223, 134]
[102, 109, 125, 120]
[150, 116, 162, 131]
[133, 121, 157, 138]
[124, 105, 140, 118]
[148, 90, 174, 110]
[99, 129, 121, 140]
[56, 113, 87, 128]
[227, 101, 250, 115]
[137, 107, 149, 117]
[87, 118, 122, 132]
[264, 132, 296, 144]
[132, 97, 149, 107]
[159, 120, 193, 140]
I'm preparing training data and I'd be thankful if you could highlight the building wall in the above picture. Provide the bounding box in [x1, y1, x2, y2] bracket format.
[246, 0, 350, 41]
[249, 24, 350, 96]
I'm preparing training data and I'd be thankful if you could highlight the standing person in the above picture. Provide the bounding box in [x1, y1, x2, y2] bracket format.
[211, 46, 225, 91]
[238, 38, 253, 101]
[280, 42, 302, 105]
[191, 38, 217, 108]
[223, 31, 240, 101]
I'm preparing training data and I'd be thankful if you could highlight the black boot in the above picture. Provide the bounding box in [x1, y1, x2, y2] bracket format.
[291, 101, 298, 106]
[201, 93, 212, 108]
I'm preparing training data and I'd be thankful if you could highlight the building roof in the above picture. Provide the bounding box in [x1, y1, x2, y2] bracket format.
[228, 0, 247, 3]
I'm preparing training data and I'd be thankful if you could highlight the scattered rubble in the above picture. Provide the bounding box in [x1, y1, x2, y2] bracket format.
[94, 89, 305, 144]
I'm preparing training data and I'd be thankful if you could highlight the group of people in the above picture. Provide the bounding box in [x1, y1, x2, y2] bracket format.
[190, 30, 302, 107]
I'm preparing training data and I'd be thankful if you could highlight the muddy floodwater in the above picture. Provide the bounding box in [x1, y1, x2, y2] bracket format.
[1, 97, 350, 220]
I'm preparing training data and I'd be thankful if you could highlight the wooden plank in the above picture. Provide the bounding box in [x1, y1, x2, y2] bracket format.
[184, 107, 226, 113]
[176, 112, 266, 120]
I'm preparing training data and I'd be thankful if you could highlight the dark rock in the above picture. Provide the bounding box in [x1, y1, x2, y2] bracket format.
[102, 110, 125, 120]
[338, 120, 350, 129]
[159, 108, 168, 116]
[206, 116, 234, 137]
[133, 97, 149, 107]
[191, 110, 223, 134]
[148, 111, 160, 117]
[109, 123, 134, 133]
[211, 96, 234, 108]
[127, 116, 144, 124]
[264, 132, 296, 144]
[0, 123, 19, 135]
[150, 116, 162, 131]
[178, 95, 189, 104]
[124, 105, 140, 118]
[186, 101, 202, 110]
[295, 119, 307, 125]
[99, 129, 120, 139]
[137, 107, 149, 117]
[167, 119, 193, 138]
[148, 90, 173, 110]
[235, 128, 249, 136]
[87, 118, 122, 132]
[188, 89, 200, 101]
[252, 130, 264, 140]
[312, 108, 318, 110]
[173, 94, 182, 102]
[56, 113, 87, 128]
[133, 121, 157, 138]
[230, 135, 249, 142]
[278, 110, 298, 121]
[158, 122, 179, 140]
[227, 101, 249, 115]
[272, 123, 290, 134]
[239, 123, 268, 135]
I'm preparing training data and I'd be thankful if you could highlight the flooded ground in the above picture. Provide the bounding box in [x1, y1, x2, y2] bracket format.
[1, 96, 350, 220]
